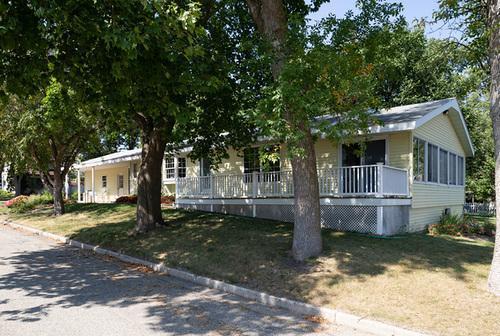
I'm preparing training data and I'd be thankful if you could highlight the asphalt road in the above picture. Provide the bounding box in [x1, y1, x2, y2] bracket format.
[0, 224, 374, 336]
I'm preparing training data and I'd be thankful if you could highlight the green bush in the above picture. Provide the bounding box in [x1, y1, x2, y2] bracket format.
[0, 190, 14, 201]
[10, 192, 54, 213]
[429, 213, 495, 237]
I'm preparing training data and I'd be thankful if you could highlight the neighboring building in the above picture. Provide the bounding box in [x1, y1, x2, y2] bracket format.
[1, 166, 9, 191]
[75, 98, 474, 235]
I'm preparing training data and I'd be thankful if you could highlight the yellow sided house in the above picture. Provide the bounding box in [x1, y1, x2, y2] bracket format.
[76, 98, 474, 235]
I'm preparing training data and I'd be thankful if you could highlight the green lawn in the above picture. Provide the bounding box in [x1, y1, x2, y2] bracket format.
[2, 203, 499, 336]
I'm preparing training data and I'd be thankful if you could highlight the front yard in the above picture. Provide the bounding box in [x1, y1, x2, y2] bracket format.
[1, 203, 499, 336]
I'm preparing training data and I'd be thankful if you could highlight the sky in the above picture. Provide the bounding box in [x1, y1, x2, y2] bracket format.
[307, 0, 455, 39]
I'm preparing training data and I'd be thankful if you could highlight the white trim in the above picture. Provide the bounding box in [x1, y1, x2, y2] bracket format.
[176, 197, 411, 207]
[376, 207, 384, 234]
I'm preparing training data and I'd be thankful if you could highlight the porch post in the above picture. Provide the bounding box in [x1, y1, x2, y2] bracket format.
[64, 173, 69, 200]
[252, 171, 258, 198]
[77, 169, 81, 203]
[91, 166, 95, 203]
[376, 206, 384, 235]
[376, 163, 383, 197]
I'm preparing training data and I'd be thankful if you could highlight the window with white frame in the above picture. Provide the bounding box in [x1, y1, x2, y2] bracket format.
[118, 175, 124, 189]
[457, 156, 465, 185]
[413, 137, 465, 186]
[449, 153, 457, 185]
[165, 158, 175, 179]
[427, 144, 439, 183]
[178, 157, 186, 178]
[101, 176, 107, 188]
[439, 148, 448, 184]
[413, 138, 425, 181]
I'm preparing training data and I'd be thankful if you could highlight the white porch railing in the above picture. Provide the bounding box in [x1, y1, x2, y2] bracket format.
[176, 164, 409, 199]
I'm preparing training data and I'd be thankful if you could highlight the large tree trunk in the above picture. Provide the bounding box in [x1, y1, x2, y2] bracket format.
[52, 172, 65, 216]
[246, 0, 322, 260]
[135, 128, 168, 233]
[487, 0, 500, 296]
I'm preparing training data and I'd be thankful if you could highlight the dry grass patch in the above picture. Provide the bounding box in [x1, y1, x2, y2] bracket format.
[4, 203, 499, 336]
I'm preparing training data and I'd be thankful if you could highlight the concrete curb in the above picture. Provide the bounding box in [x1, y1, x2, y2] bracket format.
[2, 219, 428, 336]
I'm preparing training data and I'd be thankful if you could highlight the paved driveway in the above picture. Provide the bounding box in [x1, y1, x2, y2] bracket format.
[0, 225, 374, 336]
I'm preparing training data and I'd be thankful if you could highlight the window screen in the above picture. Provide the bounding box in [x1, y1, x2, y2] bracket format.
[165, 158, 175, 179]
[427, 144, 438, 183]
[439, 149, 448, 184]
[413, 138, 425, 181]
[178, 158, 186, 178]
[449, 153, 457, 185]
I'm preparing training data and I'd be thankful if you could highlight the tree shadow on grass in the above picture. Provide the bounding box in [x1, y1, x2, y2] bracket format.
[0, 241, 327, 335]
[63, 209, 494, 299]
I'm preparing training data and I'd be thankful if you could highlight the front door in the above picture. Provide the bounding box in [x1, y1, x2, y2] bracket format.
[341, 140, 386, 193]
[199, 158, 211, 193]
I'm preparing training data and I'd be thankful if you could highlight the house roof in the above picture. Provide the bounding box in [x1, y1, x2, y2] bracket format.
[76, 148, 142, 169]
[76, 98, 474, 169]
[367, 98, 474, 156]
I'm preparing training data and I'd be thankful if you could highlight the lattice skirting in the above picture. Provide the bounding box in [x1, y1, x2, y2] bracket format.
[176, 202, 404, 234]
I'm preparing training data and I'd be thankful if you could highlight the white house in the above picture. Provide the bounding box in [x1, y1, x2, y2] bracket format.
[75, 98, 474, 235]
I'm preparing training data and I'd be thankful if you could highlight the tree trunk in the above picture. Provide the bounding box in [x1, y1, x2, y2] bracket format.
[135, 128, 167, 233]
[50, 170, 65, 216]
[246, 0, 322, 260]
[487, 0, 500, 296]
[14, 175, 23, 196]
[291, 128, 323, 260]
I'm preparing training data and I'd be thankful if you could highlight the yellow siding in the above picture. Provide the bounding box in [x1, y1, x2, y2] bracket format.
[83, 165, 131, 203]
[387, 132, 411, 170]
[409, 205, 463, 233]
[409, 113, 467, 231]
[414, 113, 466, 155]
[163, 183, 176, 196]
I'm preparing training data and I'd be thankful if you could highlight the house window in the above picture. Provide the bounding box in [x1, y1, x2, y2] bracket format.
[457, 156, 465, 186]
[243, 147, 260, 175]
[133, 163, 138, 178]
[118, 175, 124, 189]
[178, 157, 186, 178]
[243, 145, 280, 182]
[449, 153, 457, 185]
[413, 138, 425, 181]
[427, 144, 438, 183]
[101, 176, 107, 188]
[439, 149, 448, 184]
[165, 157, 175, 179]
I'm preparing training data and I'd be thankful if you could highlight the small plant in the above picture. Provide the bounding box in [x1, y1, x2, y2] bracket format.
[8, 193, 54, 213]
[115, 195, 138, 204]
[0, 190, 14, 201]
[161, 195, 175, 205]
[5, 195, 29, 208]
[429, 212, 495, 237]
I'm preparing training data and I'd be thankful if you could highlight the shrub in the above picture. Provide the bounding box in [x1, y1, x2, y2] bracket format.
[429, 213, 495, 237]
[5, 195, 29, 208]
[9, 193, 54, 213]
[115, 195, 138, 204]
[0, 190, 14, 201]
[161, 195, 175, 205]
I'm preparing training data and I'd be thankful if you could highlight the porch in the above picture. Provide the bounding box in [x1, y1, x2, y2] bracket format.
[176, 164, 410, 199]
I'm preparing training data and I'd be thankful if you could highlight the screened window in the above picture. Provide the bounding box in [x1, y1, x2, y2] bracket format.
[132, 163, 138, 178]
[413, 138, 425, 181]
[243, 147, 260, 174]
[178, 158, 186, 178]
[457, 156, 465, 186]
[243, 145, 280, 182]
[165, 158, 175, 179]
[118, 175, 124, 189]
[101, 176, 107, 188]
[427, 144, 438, 183]
[439, 149, 448, 184]
[449, 153, 457, 185]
